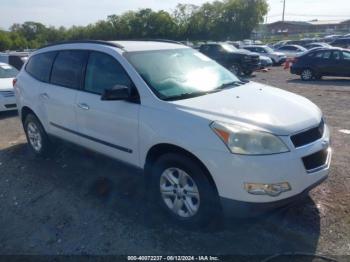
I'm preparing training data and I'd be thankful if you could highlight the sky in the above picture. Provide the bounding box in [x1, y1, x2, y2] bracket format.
[0, 0, 349, 30]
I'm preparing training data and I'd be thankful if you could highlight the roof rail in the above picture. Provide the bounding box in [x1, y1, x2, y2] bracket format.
[127, 39, 184, 45]
[39, 40, 124, 50]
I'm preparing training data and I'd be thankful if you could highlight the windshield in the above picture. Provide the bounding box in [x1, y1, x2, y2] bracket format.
[0, 64, 18, 78]
[264, 46, 275, 53]
[221, 43, 237, 52]
[125, 48, 240, 100]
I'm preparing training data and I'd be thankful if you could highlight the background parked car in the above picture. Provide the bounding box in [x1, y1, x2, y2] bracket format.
[330, 38, 350, 49]
[304, 42, 331, 49]
[0, 52, 29, 70]
[290, 47, 350, 80]
[276, 45, 307, 58]
[257, 55, 273, 68]
[199, 43, 260, 76]
[0, 62, 19, 112]
[243, 45, 287, 65]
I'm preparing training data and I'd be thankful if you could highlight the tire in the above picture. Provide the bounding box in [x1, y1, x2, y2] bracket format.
[243, 70, 253, 76]
[300, 68, 314, 81]
[315, 74, 322, 80]
[24, 114, 52, 157]
[151, 153, 219, 227]
[229, 64, 241, 76]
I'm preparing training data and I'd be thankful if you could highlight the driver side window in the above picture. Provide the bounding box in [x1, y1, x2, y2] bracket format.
[84, 52, 132, 95]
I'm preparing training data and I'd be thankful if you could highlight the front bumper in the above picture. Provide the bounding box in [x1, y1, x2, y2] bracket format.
[241, 63, 261, 72]
[194, 124, 331, 212]
[220, 175, 327, 217]
[0, 96, 17, 112]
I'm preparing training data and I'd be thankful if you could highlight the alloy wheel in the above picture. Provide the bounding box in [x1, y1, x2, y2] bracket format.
[160, 167, 200, 218]
[27, 122, 42, 152]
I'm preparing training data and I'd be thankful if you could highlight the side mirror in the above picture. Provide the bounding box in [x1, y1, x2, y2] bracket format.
[101, 85, 131, 101]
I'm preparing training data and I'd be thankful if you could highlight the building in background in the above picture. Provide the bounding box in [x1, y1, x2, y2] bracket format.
[265, 19, 350, 36]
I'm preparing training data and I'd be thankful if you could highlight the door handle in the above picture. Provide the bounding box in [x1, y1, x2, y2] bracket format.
[77, 103, 90, 110]
[40, 93, 49, 100]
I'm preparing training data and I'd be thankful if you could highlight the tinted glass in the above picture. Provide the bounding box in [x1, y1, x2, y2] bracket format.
[0, 63, 19, 78]
[85, 52, 132, 95]
[315, 51, 331, 59]
[125, 48, 239, 100]
[25, 52, 57, 82]
[332, 51, 341, 60]
[342, 51, 350, 60]
[51, 50, 88, 89]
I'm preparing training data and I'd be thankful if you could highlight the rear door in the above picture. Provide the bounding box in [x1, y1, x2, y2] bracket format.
[44, 50, 89, 143]
[75, 51, 139, 165]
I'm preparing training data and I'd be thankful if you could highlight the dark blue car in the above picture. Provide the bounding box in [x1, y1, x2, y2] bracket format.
[290, 48, 350, 80]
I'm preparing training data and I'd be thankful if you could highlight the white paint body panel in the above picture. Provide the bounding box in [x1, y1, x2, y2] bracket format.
[15, 41, 331, 205]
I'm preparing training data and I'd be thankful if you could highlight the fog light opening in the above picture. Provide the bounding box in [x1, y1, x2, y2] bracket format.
[244, 182, 291, 197]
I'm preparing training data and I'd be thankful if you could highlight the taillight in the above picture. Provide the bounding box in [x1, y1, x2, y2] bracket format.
[12, 78, 17, 87]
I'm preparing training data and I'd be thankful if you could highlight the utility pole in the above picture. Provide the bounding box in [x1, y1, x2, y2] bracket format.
[282, 0, 286, 36]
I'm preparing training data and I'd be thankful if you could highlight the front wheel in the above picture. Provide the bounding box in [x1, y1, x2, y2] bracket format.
[151, 153, 219, 227]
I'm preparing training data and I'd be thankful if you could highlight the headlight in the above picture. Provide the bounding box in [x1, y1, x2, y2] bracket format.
[210, 121, 289, 155]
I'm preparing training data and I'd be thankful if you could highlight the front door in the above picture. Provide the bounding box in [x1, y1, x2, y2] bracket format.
[76, 51, 139, 165]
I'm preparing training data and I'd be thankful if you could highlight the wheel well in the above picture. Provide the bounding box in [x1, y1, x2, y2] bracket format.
[21, 106, 36, 124]
[144, 143, 219, 195]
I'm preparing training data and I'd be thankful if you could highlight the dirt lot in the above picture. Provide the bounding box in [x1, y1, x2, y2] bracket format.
[0, 67, 349, 260]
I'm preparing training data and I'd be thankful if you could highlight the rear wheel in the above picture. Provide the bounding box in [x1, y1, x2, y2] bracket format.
[24, 114, 52, 157]
[301, 68, 314, 81]
[151, 153, 219, 227]
[229, 64, 241, 76]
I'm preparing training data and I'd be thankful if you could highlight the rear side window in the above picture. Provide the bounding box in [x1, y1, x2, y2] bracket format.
[51, 50, 88, 89]
[25, 52, 57, 82]
[84, 52, 133, 95]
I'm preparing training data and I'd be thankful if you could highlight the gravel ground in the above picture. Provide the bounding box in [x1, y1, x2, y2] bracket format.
[0, 67, 349, 260]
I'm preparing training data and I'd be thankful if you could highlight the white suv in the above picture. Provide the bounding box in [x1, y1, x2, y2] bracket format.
[14, 40, 331, 226]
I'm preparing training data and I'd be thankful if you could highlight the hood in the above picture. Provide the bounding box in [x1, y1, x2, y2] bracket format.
[273, 52, 286, 56]
[170, 82, 322, 135]
[232, 49, 257, 56]
[0, 78, 14, 91]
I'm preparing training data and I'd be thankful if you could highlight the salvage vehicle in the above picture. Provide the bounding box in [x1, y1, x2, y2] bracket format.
[243, 45, 286, 65]
[199, 43, 260, 76]
[14, 40, 331, 226]
[290, 47, 350, 80]
[0, 62, 18, 112]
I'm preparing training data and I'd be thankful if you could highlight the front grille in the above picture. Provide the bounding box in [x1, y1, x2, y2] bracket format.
[0, 91, 15, 97]
[4, 104, 16, 109]
[291, 120, 324, 148]
[302, 149, 328, 172]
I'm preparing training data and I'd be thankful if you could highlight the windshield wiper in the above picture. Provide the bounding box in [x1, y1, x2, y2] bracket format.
[163, 90, 218, 101]
[163, 81, 248, 101]
[214, 81, 246, 90]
